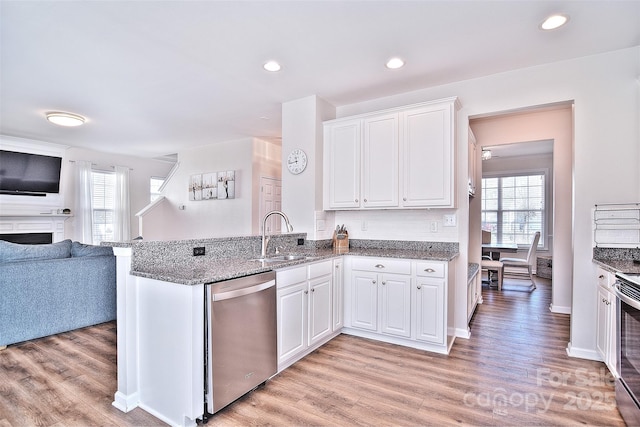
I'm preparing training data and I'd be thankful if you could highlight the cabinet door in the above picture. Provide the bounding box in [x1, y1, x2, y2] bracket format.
[415, 277, 445, 344]
[468, 127, 477, 196]
[308, 274, 333, 346]
[596, 286, 611, 362]
[333, 258, 344, 331]
[362, 113, 399, 208]
[380, 273, 411, 338]
[324, 119, 361, 209]
[401, 104, 454, 207]
[277, 282, 308, 364]
[351, 271, 378, 331]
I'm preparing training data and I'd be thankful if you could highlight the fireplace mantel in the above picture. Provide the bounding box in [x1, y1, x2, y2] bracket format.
[0, 214, 72, 243]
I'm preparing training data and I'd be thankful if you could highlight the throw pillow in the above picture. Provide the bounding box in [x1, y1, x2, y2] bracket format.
[0, 239, 72, 262]
[71, 241, 114, 257]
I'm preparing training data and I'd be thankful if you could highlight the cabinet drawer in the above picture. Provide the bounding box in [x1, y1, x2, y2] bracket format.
[596, 267, 612, 288]
[416, 261, 445, 278]
[276, 266, 307, 288]
[352, 257, 411, 275]
[308, 260, 333, 279]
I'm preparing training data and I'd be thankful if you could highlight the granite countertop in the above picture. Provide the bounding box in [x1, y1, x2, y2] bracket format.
[130, 247, 460, 285]
[593, 258, 640, 275]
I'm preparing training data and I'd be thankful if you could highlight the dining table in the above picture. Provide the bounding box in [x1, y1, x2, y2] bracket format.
[482, 242, 519, 260]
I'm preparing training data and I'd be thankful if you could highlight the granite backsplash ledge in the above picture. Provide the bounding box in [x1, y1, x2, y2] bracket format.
[593, 247, 640, 261]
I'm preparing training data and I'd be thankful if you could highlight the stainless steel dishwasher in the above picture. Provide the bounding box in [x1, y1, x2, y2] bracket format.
[205, 271, 277, 415]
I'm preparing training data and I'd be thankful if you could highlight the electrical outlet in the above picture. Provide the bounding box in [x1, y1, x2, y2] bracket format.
[443, 214, 457, 227]
[430, 221, 438, 232]
[193, 247, 205, 256]
[297, 238, 304, 246]
[361, 221, 368, 231]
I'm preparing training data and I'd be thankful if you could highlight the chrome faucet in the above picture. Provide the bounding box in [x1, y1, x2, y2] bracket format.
[261, 210, 294, 258]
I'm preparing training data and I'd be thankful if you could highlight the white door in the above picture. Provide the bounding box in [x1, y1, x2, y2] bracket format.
[401, 104, 453, 207]
[277, 282, 308, 364]
[351, 271, 378, 331]
[308, 274, 333, 346]
[380, 274, 411, 338]
[415, 278, 445, 344]
[324, 119, 361, 209]
[362, 113, 399, 208]
[260, 176, 282, 233]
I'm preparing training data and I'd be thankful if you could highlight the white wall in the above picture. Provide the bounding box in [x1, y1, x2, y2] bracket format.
[282, 95, 336, 239]
[332, 46, 640, 357]
[140, 137, 281, 240]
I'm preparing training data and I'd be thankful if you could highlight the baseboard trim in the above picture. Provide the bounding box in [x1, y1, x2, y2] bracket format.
[549, 304, 571, 314]
[112, 391, 140, 413]
[566, 343, 601, 361]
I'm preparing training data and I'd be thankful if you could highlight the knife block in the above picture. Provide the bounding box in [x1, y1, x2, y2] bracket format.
[333, 230, 349, 253]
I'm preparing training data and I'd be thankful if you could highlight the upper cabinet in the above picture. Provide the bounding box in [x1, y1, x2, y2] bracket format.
[323, 97, 459, 210]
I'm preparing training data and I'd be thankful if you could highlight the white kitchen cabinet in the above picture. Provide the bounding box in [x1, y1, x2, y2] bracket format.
[343, 256, 454, 355]
[276, 259, 337, 371]
[324, 119, 361, 209]
[332, 258, 344, 331]
[308, 274, 333, 346]
[400, 101, 456, 207]
[415, 278, 445, 344]
[380, 274, 412, 338]
[595, 266, 617, 376]
[350, 258, 412, 338]
[324, 97, 459, 211]
[362, 113, 399, 208]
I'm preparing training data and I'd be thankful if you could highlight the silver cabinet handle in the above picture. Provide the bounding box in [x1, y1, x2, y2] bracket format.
[375, 264, 385, 269]
[304, 290, 309, 294]
[355, 198, 359, 203]
[417, 285, 422, 290]
[424, 268, 436, 273]
[599, 274, 605, 279]
[372, 280, 377, 284]
[403, 197, 407, 201]
[364, 198, 368, 203]
[382, 281, 386, 285]
[311, 288, 315, 293]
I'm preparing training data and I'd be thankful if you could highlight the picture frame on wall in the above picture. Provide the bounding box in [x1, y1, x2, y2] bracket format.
[189, 174, 202, 201]
[202, 172, 217, 200]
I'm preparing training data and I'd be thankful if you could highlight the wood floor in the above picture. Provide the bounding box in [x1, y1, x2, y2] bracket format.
[1, 276, 626, 426]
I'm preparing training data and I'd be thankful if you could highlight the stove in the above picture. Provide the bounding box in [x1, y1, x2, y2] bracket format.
[613, 272, 640, 426]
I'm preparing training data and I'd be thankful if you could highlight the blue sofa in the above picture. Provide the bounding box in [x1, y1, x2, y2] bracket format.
[0, 239, 116, 347]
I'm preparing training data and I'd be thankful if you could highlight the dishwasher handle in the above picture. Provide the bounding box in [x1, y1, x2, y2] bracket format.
[212, 279, 275, 302]
[614, 281, 640, 311]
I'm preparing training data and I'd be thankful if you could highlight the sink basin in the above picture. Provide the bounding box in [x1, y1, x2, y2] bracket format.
[251, 254, 308, 263]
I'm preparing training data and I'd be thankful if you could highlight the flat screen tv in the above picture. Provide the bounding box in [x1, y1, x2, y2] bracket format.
[0, 150, 63, 196]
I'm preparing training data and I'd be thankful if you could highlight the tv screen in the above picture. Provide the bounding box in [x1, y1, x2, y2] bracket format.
[0, 150, 63, 195]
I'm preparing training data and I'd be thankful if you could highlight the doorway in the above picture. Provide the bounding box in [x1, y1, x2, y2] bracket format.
[469, 102, 573, 314]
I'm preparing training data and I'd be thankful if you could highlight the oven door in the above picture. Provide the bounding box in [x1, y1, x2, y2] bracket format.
[615, 281, 640, 425]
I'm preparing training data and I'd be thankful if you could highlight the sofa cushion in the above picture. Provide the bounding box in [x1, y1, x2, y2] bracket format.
[71, 241, 114, 257]
[0, 239, 72, 262]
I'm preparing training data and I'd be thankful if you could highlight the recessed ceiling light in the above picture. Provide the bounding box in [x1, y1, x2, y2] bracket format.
[386, 57, 405, 69]
[263, 61, 281, 72]
[45, 111, 86, 127]
[540, 14, 569, 30]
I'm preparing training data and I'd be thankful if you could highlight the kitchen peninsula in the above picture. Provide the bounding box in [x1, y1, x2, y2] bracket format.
[107, 234, 458, 427]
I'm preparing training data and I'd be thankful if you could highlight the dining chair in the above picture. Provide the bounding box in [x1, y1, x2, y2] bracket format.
[481, 257, 504, 291]
[499, 231, 541, 289]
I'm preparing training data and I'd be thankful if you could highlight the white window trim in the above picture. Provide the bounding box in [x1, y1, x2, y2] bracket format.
[482, 167, 551, 252]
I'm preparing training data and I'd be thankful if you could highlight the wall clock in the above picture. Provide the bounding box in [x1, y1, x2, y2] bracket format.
[287, 149, 308, 175]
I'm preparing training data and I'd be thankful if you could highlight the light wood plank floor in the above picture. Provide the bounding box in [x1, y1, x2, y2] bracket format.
[1, 276, 625, 426]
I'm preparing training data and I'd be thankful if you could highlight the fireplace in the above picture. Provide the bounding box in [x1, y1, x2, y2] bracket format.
[0, 214, 70, 243]
[0, 232, 53, 244]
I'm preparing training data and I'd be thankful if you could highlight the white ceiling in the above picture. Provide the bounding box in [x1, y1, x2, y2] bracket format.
[1, 1, 638, 159]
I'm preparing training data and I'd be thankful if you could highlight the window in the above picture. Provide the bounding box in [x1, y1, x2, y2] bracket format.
[92, 170, 115, 244]
[481, 173, 545, 247]
[150, 177, 165, 202]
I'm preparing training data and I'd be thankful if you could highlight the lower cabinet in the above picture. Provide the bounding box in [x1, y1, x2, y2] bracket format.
[276, 259, 339, 371]
[345, 256, 452, 354]
[595, 266, 617, 376]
